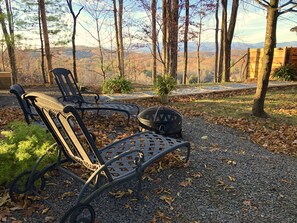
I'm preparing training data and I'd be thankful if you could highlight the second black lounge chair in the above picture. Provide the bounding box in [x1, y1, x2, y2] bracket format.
[51, 68, 140, 124]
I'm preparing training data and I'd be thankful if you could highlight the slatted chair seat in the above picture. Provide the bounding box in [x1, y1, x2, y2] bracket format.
[21, 92, 190, 223]
[50, 68, 140, 123]
[98, 132, 187, 179]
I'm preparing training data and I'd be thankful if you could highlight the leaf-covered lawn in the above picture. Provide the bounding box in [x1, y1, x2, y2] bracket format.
[168, 85, 297, 156]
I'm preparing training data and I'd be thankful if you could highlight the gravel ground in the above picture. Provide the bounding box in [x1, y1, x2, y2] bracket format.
[2, 85, 297, 222]
[8, 116, 297, 223]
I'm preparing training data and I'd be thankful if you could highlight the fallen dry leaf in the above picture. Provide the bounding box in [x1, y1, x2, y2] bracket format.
[228, 176, 236, 182]
[191, 172, 203, 178]
[109, 189, 133, 198]
[61, 191, 76, 200]
[0, 192, 9, 207]
[42, 207, 49, 215]
[179, 178, 193, 187]
[160, 195, 174, 210]
[45, 216, 56, 222]
[243, 200, 252, 206]
[151, 210, 172, 223]
[23, 207, 35, 217]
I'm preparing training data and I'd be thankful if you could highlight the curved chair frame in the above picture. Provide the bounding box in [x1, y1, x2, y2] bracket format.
[13, 92, 190, 222]
[9, 84, 42, 125]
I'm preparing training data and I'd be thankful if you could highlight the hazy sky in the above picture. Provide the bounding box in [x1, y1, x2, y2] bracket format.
[73, 1, 297, 48]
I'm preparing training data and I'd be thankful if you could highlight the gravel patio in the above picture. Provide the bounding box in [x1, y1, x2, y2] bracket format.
[5, 116, 297, 223]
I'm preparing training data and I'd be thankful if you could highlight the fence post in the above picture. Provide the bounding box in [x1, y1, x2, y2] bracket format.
[283, 47, 289, 65]
[246, 48, 250, 81]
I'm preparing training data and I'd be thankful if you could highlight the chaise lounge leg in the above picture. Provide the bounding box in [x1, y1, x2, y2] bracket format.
[136, 173, 142, 199]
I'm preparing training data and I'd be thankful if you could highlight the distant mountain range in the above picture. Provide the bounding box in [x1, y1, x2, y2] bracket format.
[180, 41, 297, 52]
[189, 41, 297, 51]
[134, 41, 297, 53]
[54, 41, 297, 59]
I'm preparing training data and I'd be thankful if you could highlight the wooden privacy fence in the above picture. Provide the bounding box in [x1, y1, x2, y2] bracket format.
[246, 47, 297, 80]
[0, 72, 11, 89]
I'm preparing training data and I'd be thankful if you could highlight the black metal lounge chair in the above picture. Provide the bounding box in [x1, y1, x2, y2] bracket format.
[9, 84, 43, 126]
[50, 68, 140, 124]
[10, 92, 190, 222]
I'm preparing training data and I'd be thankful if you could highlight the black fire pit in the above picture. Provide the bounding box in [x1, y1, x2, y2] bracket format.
[137, 106, 182, 138]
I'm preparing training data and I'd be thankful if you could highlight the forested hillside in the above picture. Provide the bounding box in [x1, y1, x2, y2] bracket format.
[13, 46, 247, 86]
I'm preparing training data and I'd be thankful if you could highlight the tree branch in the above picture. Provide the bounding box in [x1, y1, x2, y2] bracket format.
[76, 7, 84, 19]
[279, 0, 293, 8]
[279, 5, 297, 15]
[255, 0, 269, 9]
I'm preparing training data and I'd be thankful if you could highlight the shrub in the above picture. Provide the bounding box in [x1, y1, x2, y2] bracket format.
[189, 76, 198, 84]
[154, 75, 176, 96]
[272, 64, 297, 81]
[102, 76, 133, 94]
[0, 121, 57, 186]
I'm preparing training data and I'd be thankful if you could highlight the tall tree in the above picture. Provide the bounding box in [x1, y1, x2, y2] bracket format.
[38, 3, 46, 83]
[189, 1, 215, 83]
[0, 1, 17, 84]
[222, 0, 238, 82]
[169, 0, 178, 79]
[15, 0, 70, 83]
[38, 0, 53, 84]
[151, 0, 157, 83]
[252, 0, 297, 117]
[162, 0, 168, 75]
[161, 0, 180, 79]
[183, 0, 189, 84]
[112, 0, 124, 77]
[66, 0, 83, 83]
[218, 0, 227, 82]
[214, 0, 219, 83]
[80, 0, 112, 81]
[218, 0, 239, 82]
[196, 7, 204, 83]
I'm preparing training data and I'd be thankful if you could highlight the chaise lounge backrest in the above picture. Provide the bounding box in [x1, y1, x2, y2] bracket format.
[10, 84, 39, 125]
[50, 68, 84, 103]
[24, 92, 110, 174]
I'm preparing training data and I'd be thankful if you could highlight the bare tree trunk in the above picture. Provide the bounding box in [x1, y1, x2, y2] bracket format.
[162, 0, 167, 75]
[5, 0, 13, 34]
[196, 14, 202, 83]
[38, 4, 46, 83]
[113, 0, 124, 77]
[220, 0, 228, 82]
[96, 19, 106, 81]
[252, 0, 278, 117]
[170, 0, 178, 79]
[1, 40, 5, 71]
[224, 0, 239, 82]
[152, 0, 157, 83]
[66, 0, 83, 83]
[0, 4, 17, 84]
[4, 0, 17, 83]
[39, 0, 53, 84]
[214, 0, 219, 83]
[166, 0, 171, 75]
[183, 0, 189, 84]
[118, 0, 124, 77]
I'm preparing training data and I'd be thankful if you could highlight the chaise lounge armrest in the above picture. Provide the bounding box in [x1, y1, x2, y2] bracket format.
[80, 91, 100, 104]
